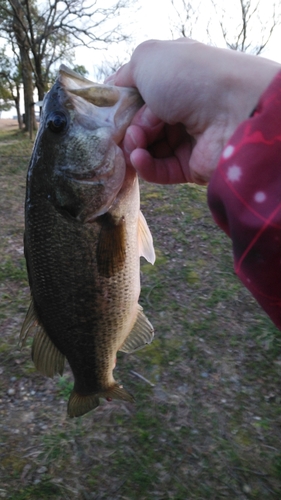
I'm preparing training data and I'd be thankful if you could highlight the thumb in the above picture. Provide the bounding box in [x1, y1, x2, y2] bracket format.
[189, 127, 226, 183]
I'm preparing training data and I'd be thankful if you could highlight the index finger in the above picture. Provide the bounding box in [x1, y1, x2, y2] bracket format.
[105, 62, 136, 88]
[130, 148, 190, 184]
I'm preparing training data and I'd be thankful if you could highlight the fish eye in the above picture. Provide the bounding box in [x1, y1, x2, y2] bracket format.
[47, 111, 68, 133]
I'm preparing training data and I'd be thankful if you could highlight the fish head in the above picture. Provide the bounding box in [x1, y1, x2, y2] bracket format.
[28, 66, 143, 221]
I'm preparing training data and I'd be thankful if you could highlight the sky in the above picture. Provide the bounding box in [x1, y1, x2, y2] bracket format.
[2, 0, 281, 118]
[81, 0, 281, 76]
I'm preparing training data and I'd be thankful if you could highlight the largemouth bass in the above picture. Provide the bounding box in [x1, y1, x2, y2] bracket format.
[20, 66, 155, 418]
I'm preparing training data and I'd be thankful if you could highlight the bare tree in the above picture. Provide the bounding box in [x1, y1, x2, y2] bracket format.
[168, 0, 280, 55]
[94, 49, 135, 82]
[0, 78, 13, 116]
[0, 46, 23, 127]
[0, 0, 135, 131]
[169, 0, 200, 39]
[210, 0, 280, 54]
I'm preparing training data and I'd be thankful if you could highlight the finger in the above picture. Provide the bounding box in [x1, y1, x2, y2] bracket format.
[109, 63, 136, 88]
[124, 120, 164, 150]
[130, 149, 192, 184]
[122, 123, 164, 167]
[121, 108, 165, 160]
[130, 105, 163, 131]
[123, 125, 147, 153]
[121, 125, 147, 166]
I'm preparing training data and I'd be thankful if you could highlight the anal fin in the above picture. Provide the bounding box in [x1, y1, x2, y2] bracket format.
[103, 384, 135, 403]
[119, 304, 154, 353]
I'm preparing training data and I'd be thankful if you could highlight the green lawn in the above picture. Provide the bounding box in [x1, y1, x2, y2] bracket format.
[0, 126, 281, 499]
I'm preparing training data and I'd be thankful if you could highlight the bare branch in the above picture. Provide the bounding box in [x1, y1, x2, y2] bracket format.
[169, 0, 200, 39]
[210, 0, 281, 54]
[0, 0, 135, 131]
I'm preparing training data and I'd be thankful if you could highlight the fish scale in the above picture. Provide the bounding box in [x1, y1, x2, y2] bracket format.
[27, 200, 133, 390]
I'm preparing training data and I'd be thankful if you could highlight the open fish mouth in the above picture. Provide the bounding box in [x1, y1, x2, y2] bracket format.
[59, 64, 135, 107]
[68, 172, 99, 182]
[63, 169, 100, 182]
[59, 65, 144, 143]
[60, 160, 118, 186]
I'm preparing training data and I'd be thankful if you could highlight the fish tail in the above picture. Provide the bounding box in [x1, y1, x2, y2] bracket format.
[67, 385, 134, 418]
[68, 390, 100, 418]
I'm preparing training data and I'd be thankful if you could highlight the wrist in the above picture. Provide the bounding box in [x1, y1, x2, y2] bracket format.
[222, 49, 281, 122]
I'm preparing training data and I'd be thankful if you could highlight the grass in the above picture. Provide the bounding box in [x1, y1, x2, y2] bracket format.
[0, 257, 28, 282]
[0, 126, 281, 499]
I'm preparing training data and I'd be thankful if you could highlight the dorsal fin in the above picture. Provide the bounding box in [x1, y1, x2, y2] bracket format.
[20, 300, 65, 378]
[19, 300, 37, 347]
[32, 326, 65, 378]
[119, 304, 154, 353]
[138, 211, 155, 264]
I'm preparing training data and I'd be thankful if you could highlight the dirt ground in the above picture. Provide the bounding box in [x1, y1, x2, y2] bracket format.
[0, 118, 19, 130]
[1, 124, 281, 499]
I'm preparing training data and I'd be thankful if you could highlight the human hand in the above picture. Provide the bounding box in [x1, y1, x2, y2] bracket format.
[107, 39, 281, 184]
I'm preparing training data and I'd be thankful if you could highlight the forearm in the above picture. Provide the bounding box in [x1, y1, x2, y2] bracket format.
[208, 70, 281, 330]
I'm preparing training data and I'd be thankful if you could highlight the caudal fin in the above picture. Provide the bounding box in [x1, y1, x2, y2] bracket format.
[67, 385, 135, 418]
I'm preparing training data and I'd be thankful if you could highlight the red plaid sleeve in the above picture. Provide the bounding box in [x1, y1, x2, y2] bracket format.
[208, 71, 281, 330]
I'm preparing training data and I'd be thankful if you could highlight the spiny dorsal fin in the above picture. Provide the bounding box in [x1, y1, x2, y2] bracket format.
[97, 213, 126, 278]
[32, 325, 65, 378]
[119, 304, 154, 353]
[138, 211, 155, 264]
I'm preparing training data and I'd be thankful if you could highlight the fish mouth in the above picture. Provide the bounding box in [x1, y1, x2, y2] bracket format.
[58, 65, 144, 143]
[60, 161, 117, 185]
[61, 169, 113, 191]
[59, 64, 131, 108]
[66, 171, 99, 182]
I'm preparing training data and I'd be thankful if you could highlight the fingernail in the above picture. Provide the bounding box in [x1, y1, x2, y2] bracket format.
[130, 150, 138, 170]
[123, 127, 137, 155]
[139, 106, 161, 127]
[104, 75, 115, 84]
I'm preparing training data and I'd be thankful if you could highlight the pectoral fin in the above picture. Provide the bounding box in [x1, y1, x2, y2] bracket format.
[119, 304, 154, 353]
[97, 213, 126, 278]
[138, 211, 155, 264]
[20, 300, 65, 378]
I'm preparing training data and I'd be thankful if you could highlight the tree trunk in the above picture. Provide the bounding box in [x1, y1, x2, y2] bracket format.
[20, 47, 35, 132]
[10, 0, 36, 133]
[14, 86, 22, 130]
[33, 54, 45, 103]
